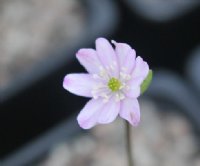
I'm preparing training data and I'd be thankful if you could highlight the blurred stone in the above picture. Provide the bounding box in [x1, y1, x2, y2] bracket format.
[0, 0, 85, 89]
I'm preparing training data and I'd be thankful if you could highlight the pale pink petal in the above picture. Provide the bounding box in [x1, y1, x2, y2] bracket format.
[126, 77, 143, 98]
[132, 56, 149, 80]
[77, 99, 104, 129]
[120, 98, 140, 126]
[76, 49, 101, 74]
[63, 74, 96, 98]
[126, 57, 149, 98]
[98, 97, 120, 124]
[95, 38, 118, 77]
[114, 42, 136, 74]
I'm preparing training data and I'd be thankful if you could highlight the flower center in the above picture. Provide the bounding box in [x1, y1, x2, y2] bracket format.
[108, 77, 121, 92]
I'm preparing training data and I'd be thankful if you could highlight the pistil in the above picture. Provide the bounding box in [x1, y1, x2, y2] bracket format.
[108, 77, 122, 92]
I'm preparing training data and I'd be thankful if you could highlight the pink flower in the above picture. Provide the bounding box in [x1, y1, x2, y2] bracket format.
[63, 38, 149, 129]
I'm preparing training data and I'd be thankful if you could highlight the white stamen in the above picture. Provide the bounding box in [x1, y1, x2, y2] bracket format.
[119, 84, 125, 89]
[119, 93, 125, 100]
[125, 75, 131, 81]
[120, 71, 131, 81]
[110, 64, 115, 70]
[115, 92, 125, 102]
[125, 85, 130, 90]
[92, 64, 132, 102]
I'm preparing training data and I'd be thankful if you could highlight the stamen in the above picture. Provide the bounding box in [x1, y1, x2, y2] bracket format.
[92, 64, 132, 102]
[120, 71, 131, 81]
[110, 64, 115, 70]
[99, 67, 110, 80]
[115, 92, 125, 102]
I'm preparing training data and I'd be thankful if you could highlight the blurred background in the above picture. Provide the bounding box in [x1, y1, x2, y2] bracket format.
[0, 0, 200, 165]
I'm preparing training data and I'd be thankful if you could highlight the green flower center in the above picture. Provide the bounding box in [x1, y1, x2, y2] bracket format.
[108, 77, 121, 92]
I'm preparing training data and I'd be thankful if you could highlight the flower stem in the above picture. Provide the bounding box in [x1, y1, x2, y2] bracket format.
[125, 121, 134, 166]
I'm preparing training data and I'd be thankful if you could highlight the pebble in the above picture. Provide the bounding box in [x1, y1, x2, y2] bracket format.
[0, 0, 85, 88]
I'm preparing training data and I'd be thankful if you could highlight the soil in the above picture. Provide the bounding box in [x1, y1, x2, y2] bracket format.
[0, 0, 85, 89]
[37, 100, 200, 166]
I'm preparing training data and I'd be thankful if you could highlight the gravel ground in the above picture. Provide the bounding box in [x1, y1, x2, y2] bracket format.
[37, 100, 200, 166]
[0, 0, 85, 89]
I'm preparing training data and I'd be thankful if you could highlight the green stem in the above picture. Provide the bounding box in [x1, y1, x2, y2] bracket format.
[125, 121, 134, 166]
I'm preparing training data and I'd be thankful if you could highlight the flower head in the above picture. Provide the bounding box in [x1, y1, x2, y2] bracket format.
[63, 38, 150, 129]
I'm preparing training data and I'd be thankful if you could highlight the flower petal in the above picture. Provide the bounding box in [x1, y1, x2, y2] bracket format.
[76, 49, 101, 74]
[77, 99, 104, 129]
[126, 77, 143, 98]
[114, 42, 136, 74]
[97, 97, 120, 124]
[63, 73, 96, 97]
[95, 38, 118, 76]
[132, 56, 149, 80]
[120, 98, 140, 126]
